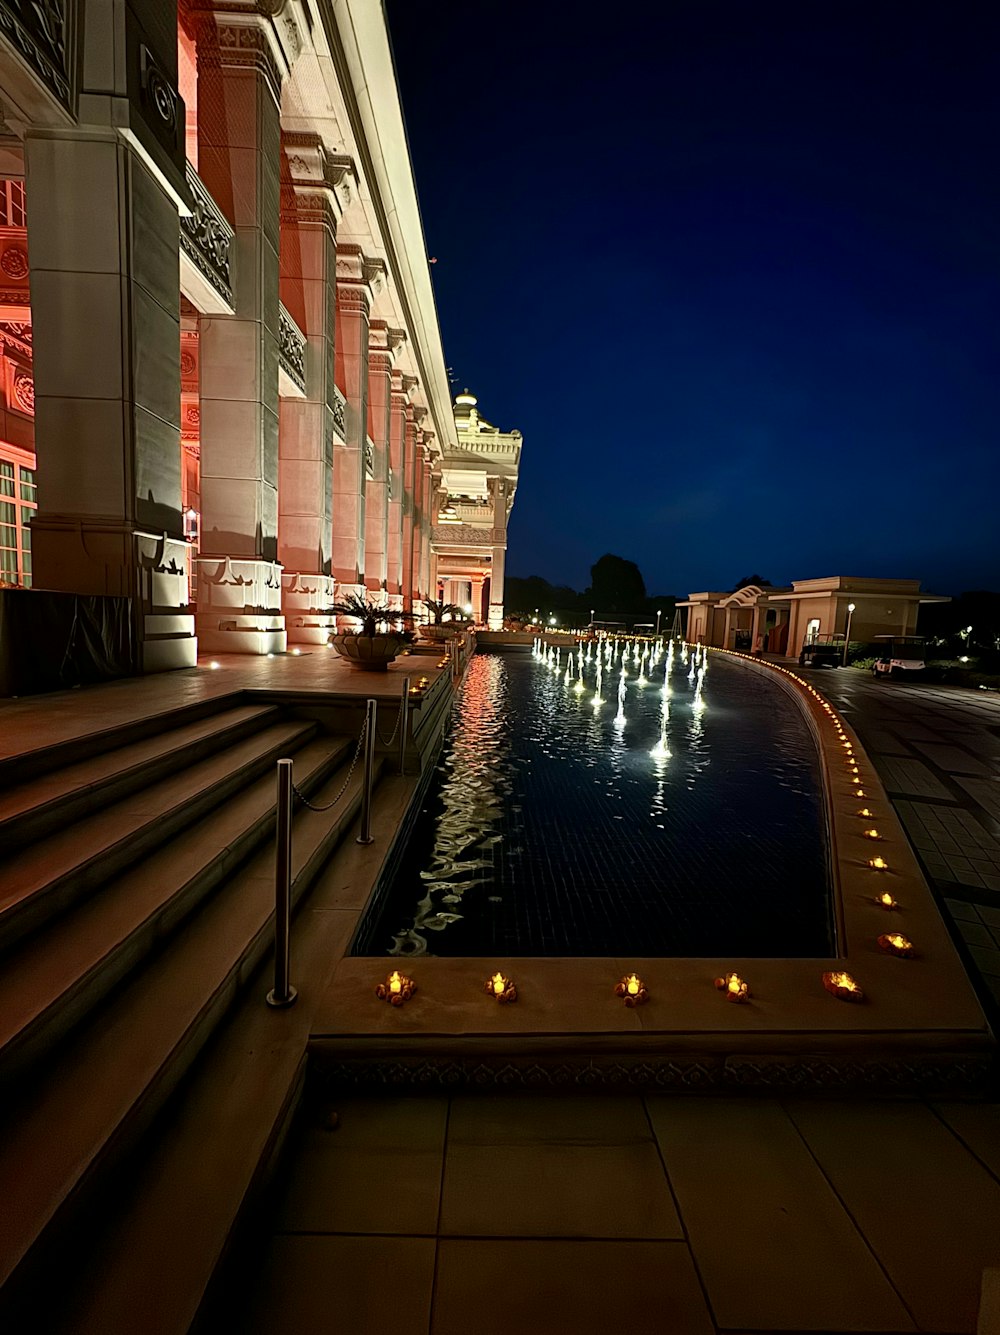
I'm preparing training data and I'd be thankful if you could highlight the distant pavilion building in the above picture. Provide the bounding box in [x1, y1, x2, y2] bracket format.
[431, 392, 521, 628]
[679, 577, 950, 654]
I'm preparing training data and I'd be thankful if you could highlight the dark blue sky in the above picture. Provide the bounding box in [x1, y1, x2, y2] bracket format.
[386, 0, 1000, 597]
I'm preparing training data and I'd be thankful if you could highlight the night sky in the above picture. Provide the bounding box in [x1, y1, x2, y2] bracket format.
[385, 1, 1000, 598]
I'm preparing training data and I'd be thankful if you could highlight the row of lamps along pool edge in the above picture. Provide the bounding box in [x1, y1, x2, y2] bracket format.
[376, 643, 915, 1010]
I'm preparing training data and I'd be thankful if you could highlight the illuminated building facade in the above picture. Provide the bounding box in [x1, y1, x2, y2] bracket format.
[431, 391, 520, 628]
[0, 0, 485, 669]
[680, 577, 949, 653]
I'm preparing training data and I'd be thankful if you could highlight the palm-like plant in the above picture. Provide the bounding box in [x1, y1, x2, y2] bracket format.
[423, 597, 467, 626]
[327, 593, 415, 636]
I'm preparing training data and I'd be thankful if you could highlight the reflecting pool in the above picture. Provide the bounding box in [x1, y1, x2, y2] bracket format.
[354, 646, 832, 958]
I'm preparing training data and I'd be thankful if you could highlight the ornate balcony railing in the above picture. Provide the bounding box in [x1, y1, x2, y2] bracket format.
[432, 523, 506, 548]
[180, 164, 234, 309]
[278, 303, 306, 394]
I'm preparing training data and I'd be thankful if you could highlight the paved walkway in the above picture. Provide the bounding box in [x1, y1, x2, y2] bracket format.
[791, 665, 1000, 1022]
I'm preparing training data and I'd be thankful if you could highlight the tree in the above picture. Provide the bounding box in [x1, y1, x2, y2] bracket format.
[730, 573, 773, 592]
[589, 554, 646, 613]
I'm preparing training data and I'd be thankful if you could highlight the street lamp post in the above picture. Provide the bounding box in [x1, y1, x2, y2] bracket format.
[655, 609, 662, 638]
[843, 602, 856, 666]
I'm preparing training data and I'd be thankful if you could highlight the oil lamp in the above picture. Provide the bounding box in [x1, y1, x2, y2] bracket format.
[714, 972, 750, 1003]
[869, 855, 889, 871]
[875, 890, 899, 910]
[485, 971, 517, 1003]
[862, 828, 882, 840]
[878, 932, 915, 958]
[855, 788, 866, 798]
[857, 808, 873, 818]
[822, 970, 864, 1002]
[615, 973, 648, 1006]
[376, 969, 416, 1006]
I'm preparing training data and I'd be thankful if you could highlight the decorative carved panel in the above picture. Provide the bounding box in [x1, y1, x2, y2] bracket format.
[277, 302, 305, 392]
[179, 163, 234, 309]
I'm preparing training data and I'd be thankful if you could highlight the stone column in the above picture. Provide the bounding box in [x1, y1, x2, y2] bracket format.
[333, 245, 383, 595]
[194, 15, 285, 654]
[386, 370, 409, 609]
[24, 0, 196, 671]
[488, 476, 509, 630]
[363, 321, 402, 595]
[401, 403, 419, 607]
[420, 441, 437, 605]
[277, 134, 352, 644]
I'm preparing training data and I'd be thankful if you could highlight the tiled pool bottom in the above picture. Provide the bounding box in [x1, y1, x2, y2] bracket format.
[355, 648, 832, 958]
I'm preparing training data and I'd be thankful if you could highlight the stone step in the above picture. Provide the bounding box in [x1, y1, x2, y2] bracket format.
[0, 694, 246, 789]
[0, 733, 354, 1088]
[0, 750, 384, 1316]
[0, 703, 281, 854]
[0, 718, 318, 954]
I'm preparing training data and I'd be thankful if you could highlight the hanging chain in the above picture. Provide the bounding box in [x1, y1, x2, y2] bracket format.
[375, 699, 404, 748]
[292, 711, 368, 813]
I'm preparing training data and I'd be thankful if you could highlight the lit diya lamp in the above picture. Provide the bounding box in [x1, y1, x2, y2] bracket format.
[485, 971, 517, 1003]
[855, 788, 867, 799]
[869, 855, 889, 871]
[615, 973, 648, 1006]
[822, 970, 864, 1002]
[714, 972, 750, 1003]
[375, 969, 416, 1006]
[875, 890, 899, 910]
[862, 828, 882, 841]
[857, 808, 874, 818]
[878, 932, 915, 958]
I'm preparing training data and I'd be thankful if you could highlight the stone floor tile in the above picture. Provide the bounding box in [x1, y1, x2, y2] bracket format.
[431, 1239, 714, 1335]
[933, 1103, 1000, 1183]
[441, 1096, 680, 1239]
[446, 1093, 653, 1146]
[959, 922, 996, 948]
[967, 945, 1000, 977]
[440, 1139, 681, 1240]
[785, 1100, 1000, 1333]
[243, 1234, 435, 1335]
[646, 1097, 915, 1332]
[946, 899, 984, 922]
[275, 1097, 447, 1235]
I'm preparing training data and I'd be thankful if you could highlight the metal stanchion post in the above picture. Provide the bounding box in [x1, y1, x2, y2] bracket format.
[399, 677, 410, 775]
[357, 698, 377, 845]
[267, 758, 298, 1008]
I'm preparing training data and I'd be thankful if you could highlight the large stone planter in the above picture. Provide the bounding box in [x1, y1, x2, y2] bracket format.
[330, 633, 407, 670]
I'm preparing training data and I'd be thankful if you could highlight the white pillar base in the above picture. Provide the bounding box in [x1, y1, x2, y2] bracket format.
[195, 555, 287, 655]
[488, 604, 504, 630]
[282, 571, 337, 645]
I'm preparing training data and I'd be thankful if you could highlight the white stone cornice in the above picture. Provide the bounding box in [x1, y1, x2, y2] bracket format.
[282, 131, 355, 224]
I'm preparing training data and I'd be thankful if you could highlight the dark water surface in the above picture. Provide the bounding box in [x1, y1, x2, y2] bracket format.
[355, 647, 832, 958]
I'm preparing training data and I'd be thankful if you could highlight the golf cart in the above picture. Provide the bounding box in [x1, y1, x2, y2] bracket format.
[798, 636, 844, 669]
[871, 636, 926, 681]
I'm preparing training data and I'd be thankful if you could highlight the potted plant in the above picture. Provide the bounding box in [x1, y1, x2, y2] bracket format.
[421, 598, 469, 642]
[327, 593, 416, 670]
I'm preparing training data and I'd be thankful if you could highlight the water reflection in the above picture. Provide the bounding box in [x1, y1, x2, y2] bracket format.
[389, 654, 512, 956]
[370, 644, 829, 960]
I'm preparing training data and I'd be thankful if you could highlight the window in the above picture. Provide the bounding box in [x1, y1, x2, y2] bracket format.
[0, 179, 26, 227]
[0, 461, 14, 497]
[19, 466, 36, 503]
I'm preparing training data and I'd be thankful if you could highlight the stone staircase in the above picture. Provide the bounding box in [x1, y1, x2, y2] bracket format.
[0, 697, 388, 1330]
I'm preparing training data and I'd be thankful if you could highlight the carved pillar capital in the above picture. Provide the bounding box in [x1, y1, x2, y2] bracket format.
[192, 9, 288, 106]
[281, 131, 355, 232]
